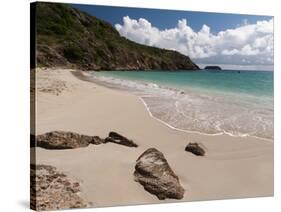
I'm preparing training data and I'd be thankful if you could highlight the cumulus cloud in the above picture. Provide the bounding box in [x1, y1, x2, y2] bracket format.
[115, 16, 273, 67]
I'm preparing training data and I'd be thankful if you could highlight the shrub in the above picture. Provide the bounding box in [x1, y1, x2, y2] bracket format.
[63, 43, 84, 62]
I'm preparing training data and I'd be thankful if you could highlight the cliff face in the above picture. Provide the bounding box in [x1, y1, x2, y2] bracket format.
[35, 3, 199, 71]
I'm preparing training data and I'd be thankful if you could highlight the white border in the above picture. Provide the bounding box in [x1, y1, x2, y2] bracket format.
[0, 0, 279, 211]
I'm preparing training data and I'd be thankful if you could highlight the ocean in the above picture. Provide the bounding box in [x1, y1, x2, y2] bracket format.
[91, 70, 274, 140]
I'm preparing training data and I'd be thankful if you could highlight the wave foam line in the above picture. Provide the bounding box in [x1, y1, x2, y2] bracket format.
[138, 96, 273, 142]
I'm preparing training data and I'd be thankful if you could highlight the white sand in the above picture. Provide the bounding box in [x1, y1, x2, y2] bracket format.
[33, 68, 273, 207]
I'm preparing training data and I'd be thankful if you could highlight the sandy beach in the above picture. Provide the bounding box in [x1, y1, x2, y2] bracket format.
[32, 68, 273, 207]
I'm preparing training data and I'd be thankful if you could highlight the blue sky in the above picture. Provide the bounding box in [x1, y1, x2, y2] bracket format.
[71, 3, 273, 70]
[72, 4, 271, 33]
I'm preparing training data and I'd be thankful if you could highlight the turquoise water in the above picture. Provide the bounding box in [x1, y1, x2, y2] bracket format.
[92, 70, 274, 139]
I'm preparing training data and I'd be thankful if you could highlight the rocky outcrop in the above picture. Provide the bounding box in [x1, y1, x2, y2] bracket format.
[185, 142, 206, 156]
[35, 3, 199, 71]
[134, 148, 184, 200]
[35, 131, 137, 149]
[105, 131, 138, 147]
[30, 164, 90, 210]
[36, 131, 105, 149]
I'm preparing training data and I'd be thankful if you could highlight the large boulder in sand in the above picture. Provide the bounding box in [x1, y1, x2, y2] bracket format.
[134, 148, 184, 200]
[105, 131, 138, 147]
[185, 142, 206, 156]
[30, 164, 91, 210]
[36, 131, 105, 149]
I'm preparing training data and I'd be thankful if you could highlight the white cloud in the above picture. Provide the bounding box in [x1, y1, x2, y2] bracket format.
[222, 49, 239, 55]
[115, 16, 273, 67]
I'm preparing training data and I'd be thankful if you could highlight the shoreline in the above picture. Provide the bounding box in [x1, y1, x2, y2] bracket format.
[34, 68, 274, 207]
[138, 96, 274, 143]
[88, 70, 273, 142]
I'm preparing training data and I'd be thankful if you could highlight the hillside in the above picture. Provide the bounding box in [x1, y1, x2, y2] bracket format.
[35, 2, 199, 71]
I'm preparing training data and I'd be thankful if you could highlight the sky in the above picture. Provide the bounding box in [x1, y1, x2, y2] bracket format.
[72, 3, 273, 70]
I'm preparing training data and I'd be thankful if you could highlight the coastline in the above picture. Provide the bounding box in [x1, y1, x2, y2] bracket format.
[90, 70, 274, 142]
[33, 68, 273, 207]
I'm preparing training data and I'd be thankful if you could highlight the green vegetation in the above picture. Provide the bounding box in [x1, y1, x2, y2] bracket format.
[63, 42, 84, 62]
[35, 2, 199, 71]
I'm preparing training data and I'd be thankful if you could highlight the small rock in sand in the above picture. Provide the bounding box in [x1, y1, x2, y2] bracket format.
[105, 131, 138, 147]
[185, 142, 206, 156]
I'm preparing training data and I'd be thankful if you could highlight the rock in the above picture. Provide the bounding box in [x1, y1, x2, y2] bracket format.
[105, 131, 138, 147]
[185, 142, 206, 156]
[134, 148, 184, 200]
[36, 131, 105, 149]
[30, 164, 90, 210]
[91, 136, 105, 145]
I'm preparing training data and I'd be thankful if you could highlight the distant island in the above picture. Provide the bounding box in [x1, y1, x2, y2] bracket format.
[36, 3, 199, 71]
[204, 66, 222, 70]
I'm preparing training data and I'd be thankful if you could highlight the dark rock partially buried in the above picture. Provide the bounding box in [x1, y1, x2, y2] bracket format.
[185, 142, 206, 156]
[30, 164, 90, 211]
[134, 148, 184, 200]
[105, 131, 138, 147]
[36, 131, 105, 149]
